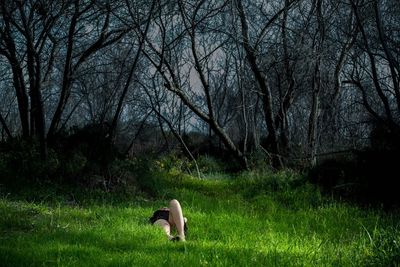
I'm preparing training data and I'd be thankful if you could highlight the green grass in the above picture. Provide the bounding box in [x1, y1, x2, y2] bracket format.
[0, 171, 399, 266]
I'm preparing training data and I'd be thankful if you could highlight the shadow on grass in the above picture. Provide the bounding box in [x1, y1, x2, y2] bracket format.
[0, 227, 313, 267]
[1, 180, 398, 266]
[0, 204, 390, 267]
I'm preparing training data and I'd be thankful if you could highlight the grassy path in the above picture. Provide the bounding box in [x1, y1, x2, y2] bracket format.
[0, 173, 399, 266]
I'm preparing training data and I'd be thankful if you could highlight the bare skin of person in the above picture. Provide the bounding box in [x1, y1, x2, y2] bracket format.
[150, 199, 187, 241]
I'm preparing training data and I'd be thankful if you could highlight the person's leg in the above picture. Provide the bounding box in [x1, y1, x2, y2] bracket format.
[168, 199, 186, 241]
[153, 219, 173, 239]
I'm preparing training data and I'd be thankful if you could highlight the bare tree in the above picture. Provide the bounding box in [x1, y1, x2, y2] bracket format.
[108, 0, 156, 143]
[48, 1, 130, 139]
[0, 0, 69, 157]
[142, 0, 249, 168]
[235, 0, 300, 168]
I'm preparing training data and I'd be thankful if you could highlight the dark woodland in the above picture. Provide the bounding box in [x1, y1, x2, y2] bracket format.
[1, 0, 399, 205]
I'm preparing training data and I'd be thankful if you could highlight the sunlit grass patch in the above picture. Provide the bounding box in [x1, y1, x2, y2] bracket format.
[0, 172, 399, 266]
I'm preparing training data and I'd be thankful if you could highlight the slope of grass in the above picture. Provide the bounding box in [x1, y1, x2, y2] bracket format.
[0, 169, 399, 267]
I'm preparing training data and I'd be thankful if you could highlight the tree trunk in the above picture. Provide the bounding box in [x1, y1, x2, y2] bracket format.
[373, 0, 400, 112]
[0, 11, 30, 138]
[308, 62, 321, 167]
[352, 1, 393, 123]
[0, 112, 12, 139]
[21, 5, 47, 159]
[236, 0, 282, 168]
[47, 2, 80, 139]
[307, 0, 325, 167]
[10, 63, 30, 138]
[27, 39, 47, 159]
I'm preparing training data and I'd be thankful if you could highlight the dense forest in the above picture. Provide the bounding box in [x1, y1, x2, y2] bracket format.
[1, 0, 399, 201]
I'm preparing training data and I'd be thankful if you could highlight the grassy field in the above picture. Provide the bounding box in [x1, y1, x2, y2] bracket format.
[0, 169, 399, 266]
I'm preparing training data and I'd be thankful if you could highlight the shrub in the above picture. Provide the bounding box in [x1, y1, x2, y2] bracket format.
[309, 149, 400, 207]
[155, 153, 191, 174]
[126, 157, 169, 198]
[195, 155, 226, 174]
[0, 139, 59, 188]
[233, 169, 306, 198]
[58, 151, 87, 182]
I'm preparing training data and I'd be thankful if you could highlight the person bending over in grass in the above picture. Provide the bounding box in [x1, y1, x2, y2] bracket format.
[149, 199, 187, 241]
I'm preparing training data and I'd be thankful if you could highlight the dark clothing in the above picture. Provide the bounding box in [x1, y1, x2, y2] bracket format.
[149, 209, 188, 235]
[149, 209, 170, 224]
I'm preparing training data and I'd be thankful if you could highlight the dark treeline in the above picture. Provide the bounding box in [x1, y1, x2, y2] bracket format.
[0, 0, 399, 203]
